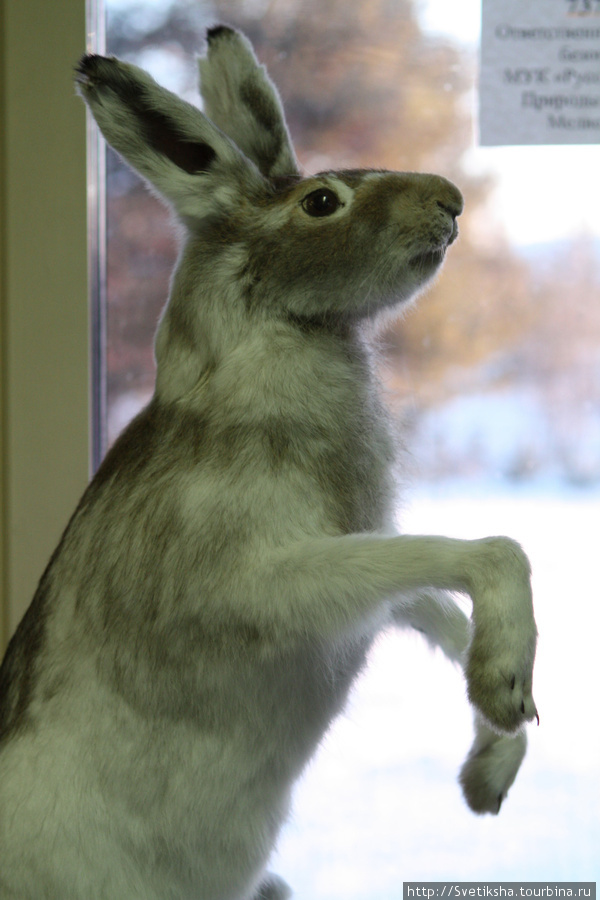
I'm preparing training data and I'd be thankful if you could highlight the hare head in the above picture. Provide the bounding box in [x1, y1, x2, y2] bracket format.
[76, 26, 463, 401]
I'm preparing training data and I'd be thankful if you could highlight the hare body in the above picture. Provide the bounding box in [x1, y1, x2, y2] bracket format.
[0, 27, 537, 900]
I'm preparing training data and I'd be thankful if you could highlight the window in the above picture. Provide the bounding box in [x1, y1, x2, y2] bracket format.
[96, 0, 599, 890]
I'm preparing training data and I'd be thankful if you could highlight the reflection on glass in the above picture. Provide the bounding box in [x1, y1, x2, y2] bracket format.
[99, 0, 600, 889]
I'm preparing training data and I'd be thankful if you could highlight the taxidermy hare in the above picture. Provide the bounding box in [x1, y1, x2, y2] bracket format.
[0, 26, 538, 900]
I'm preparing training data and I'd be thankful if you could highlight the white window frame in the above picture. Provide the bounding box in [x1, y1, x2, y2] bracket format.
[0, 0, 89, 652]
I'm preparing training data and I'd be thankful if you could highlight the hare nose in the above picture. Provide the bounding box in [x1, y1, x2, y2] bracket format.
[427, 174, 464, 220]
[436, 190, 463, 221]
[437, 199, 459, 220]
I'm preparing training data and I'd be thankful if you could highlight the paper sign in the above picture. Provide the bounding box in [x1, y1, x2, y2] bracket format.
[479, 0, 600, 145]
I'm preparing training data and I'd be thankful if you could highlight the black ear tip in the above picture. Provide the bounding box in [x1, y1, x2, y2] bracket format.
[74, 53, 108, 83]
[206, 25, 236, 44]
[74, 54, 96, 84]
[75, 53, 94, 75]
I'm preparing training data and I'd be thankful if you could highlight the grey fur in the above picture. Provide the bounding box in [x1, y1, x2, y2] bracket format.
[0, 27, 537, 900]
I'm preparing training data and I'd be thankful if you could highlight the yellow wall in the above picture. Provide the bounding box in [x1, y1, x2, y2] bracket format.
[0, 0, 89, 653]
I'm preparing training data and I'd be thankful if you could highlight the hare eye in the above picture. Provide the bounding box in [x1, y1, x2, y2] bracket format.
[301, 188, 341, 218]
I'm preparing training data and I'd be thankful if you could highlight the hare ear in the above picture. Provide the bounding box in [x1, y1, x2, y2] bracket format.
[198, 26, 299, 179]
[75, 54, 260, 221]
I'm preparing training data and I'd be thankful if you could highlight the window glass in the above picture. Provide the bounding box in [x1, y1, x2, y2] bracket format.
[100, 0, 599, 889]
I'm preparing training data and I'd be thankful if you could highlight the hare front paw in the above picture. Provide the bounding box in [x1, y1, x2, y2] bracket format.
[465, 539, 538, 733]
[466, 632, 538, 732]
[459, 720, 527, 814]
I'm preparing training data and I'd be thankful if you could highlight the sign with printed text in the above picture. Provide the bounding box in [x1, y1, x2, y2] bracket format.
[479, 0, 600, 145]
